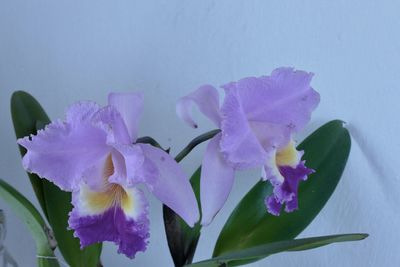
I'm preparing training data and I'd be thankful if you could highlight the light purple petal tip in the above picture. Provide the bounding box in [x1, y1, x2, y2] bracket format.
[200, 134, 235, 226]
[176, 85, 221, 128]
[93, 105, 132, 145]
[265, 196, 282, 216]
[108, 92, 144, 142]
[139, 144, 200, 227]
[65, 101, 101, 124]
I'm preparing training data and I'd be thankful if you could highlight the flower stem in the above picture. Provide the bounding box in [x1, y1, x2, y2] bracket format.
[136, 136, 170, 153]
[174, 129, 220, 162]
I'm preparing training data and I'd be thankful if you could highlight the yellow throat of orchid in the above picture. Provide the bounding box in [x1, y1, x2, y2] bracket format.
[81, 154, 134, 215]
[276, 140, 300, 168]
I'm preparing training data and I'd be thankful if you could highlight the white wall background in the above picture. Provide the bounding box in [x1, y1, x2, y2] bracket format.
[0, 1, 399, 266]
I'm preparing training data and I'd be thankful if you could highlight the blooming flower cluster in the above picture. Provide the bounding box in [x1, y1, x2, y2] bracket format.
[17, 67, 319, 258]
[177, 67, 319, 224]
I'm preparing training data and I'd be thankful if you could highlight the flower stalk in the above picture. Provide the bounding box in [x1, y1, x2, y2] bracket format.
[174, 129, 220, 163]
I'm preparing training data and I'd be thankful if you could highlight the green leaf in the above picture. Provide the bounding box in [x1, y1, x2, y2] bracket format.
[186, 234, 368, 267]
[0, 178, 60, 267]
[163, 167, 202, 267]
[213, 120, 352, 264]
[11, 91, 51, 218]
[10, 91, 102, 267]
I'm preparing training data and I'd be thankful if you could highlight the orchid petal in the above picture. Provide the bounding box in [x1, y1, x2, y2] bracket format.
[261, 150, 285, 185]
[93, 105, 131, 145]
[81, 153, 113, 191]
[68, 185, 149, 258]
[17, 102, 110, 191]
[222, 67, 320, 132]
[249, 121, 292, 152]
[108, 92, 144, 142]
[200, 134, 235, 226]
[176, 85, 221, 128]
[108, 143, 147, 186]
[65, 101, 101, 123]
[220, 88, 268, 169]
[139, 144, 199, 227]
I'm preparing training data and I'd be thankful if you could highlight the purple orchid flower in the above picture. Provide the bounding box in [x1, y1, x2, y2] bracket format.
[18, 92, 199, 258]
[177, 67, 320, 225]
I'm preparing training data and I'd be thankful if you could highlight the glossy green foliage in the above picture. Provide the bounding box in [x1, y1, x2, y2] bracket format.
[213, 120, 352, 264]
[11, 91, 51, 217]
[186, 234, 367, 267]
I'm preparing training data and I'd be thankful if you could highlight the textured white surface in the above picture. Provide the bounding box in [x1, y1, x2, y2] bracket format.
[0, 1, 399, 266]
